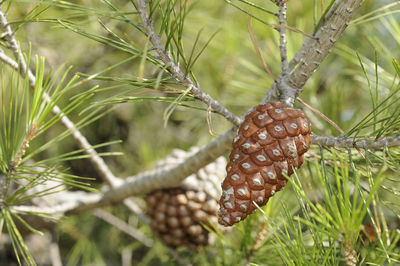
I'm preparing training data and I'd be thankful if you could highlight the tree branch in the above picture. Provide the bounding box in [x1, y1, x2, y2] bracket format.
[275, 0, 293, 106]
[67, 128, 236, 213]
[262, 0, 364, 105]
[288, 0, 363, 90]
[133, 0, 242, 127]
[277, 1, 289, 76]
[10, 191, 102, 215]
[70, 133, 400, 212]
[310, 135, 400, 149]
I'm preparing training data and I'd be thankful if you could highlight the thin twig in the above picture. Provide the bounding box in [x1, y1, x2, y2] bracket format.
[133, 0, 242, 127]
[93, 209, 154, 247]
[371, 197, 381, 238]
[49, 236, 63, 266]
[0, 9, 160, 217]
[166, 247, 193, 266]
[302, 106, 327, 133]
[270, 24, 318, 40]
[206, 106, 218, 137]
[0, 45, 155, 247]
[298, 97, 369, 161]
[10, 191, 102, 215]
[123, 198, 150, 225]
[277, 1, 289, 76]
[275, 0, 294, 106]
[297, 97, 344, 134]
[121, 248, 132, 266]
[247, 16, 274, 79]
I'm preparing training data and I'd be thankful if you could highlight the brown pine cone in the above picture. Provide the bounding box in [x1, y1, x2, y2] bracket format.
[146, 148, 226, 248]
[146, 188, 219, 248]
[218, 102, 311, 226]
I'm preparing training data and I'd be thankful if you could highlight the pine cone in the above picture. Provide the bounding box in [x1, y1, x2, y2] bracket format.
[145, 148, 226, 248]
[146, 188, 219, 248]
[218, 102, 311, 226]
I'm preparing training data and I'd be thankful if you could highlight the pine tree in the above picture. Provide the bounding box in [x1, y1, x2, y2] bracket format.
[0, 0, 399, 265]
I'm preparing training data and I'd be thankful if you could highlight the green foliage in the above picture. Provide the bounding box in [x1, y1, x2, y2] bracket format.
[0, 54, 111, 264]
[1, 0, 399, 265]
[2, 208, 36, 265]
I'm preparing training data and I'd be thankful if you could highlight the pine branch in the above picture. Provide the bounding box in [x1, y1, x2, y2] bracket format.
[105, 0, 365, 203]
[289, 0, 363, 89]
[0, 8, 119, 186]
[7, 0, 392, 219]
[0, 9, 194, 258]
[67, 127, 236, 213]
[262, 0, 364, 105]
[10, 132, 399, 216]
[310, 134, 400, 149]
[10, 0, 368, 214]
[275, 0, 293, 106]
[277, 0, 289, 76]
[0, 47, 151, 235]
[10, 191, 102, 215]
[133, 0, 242, 127]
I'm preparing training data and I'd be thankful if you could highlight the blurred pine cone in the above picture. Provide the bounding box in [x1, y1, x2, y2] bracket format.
[145, 148, 226, 248]
[218, 102, 311, 226]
